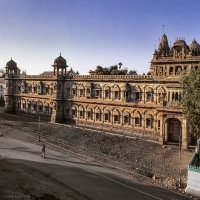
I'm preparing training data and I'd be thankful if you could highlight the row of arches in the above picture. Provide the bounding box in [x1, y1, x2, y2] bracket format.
[10, 97, 184, 144]
[155, 65, 199, 76]
[11, 81, 57, 95]
[67, 84, 181, 104]
[7, 80, 182, 106]
[15, 98, 56, 113]
[68, 105, 159, 130]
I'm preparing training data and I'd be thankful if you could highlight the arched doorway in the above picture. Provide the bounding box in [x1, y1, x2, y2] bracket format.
[168, 118, 181, 142]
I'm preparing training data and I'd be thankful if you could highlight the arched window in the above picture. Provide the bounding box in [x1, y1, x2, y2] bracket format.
[113, 109, 120, 124]
[104, 86, 111, 99]
[95, 107, 101, 121]
[79, 106, 85, 119]
[123, 112, 131, 125]
[146, 114, 153, 129]
[87, 108, 93, 120]
[146, 87, 153, 102]
[134, 111, 142, 127]
[134, 86, 141, 102]
[104, 110, 111, 123]
[95, 85, 101, 99]
[71, 106, 77, 118]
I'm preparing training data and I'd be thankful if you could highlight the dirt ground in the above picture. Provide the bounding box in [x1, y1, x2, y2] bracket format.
[0, 109, 197, 199]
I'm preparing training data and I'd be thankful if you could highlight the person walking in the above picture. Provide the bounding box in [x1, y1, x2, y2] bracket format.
[41, 144, 45, 158]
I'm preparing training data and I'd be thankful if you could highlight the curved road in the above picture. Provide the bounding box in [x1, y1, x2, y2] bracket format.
[0, 137, 191, 200]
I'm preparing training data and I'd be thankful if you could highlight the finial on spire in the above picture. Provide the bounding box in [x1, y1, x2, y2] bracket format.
[11, 57, 12, 60]
[159, 38, 160, 43]
[154, 45, 156, 50]
[162, 25, 165, 34]
[60, 52, 61, 56]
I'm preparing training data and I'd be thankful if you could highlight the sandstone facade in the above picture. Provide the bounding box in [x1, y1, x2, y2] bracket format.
[4, 34, 200, 149]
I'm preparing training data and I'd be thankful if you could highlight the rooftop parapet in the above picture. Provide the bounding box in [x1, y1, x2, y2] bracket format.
[5, 74, 55, 79]
[20, 75, 55, 79]
[73, 74, 153, 80]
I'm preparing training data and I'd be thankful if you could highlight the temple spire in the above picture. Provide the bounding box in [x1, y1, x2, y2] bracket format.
[163, 25, 165, 34]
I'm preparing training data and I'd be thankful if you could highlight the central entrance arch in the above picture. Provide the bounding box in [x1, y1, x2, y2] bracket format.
[167, 118, 181, 142]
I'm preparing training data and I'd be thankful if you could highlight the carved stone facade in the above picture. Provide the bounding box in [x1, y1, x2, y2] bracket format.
[4, 34, 200, 149]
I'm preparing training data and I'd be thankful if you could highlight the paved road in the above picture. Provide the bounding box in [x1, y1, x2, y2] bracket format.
[0, 137, 191, 200]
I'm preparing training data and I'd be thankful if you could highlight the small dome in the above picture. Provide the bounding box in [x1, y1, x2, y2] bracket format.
[189, 39, 200, 50]
[54, 53, 67, 66]
[173, 39, 186, 47]
[6, 58, 17, 69]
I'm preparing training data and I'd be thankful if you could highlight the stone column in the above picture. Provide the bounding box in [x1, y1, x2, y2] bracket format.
[112, 114, 114, 125]
[111, 91, 114, 101]
[77, 89, 80, 98]
[77, 110, 80, 120]
[121, 113, 123, 126]
[142, 91, 145, 103]
[102, 90, 105, 100]
[143, 118, 145, 129]
[159, 117, 164, 144]
[182, 119, 189, 149]
[102, 113, 104, 123]
[170, 90, 173, 101]
[164, 120, 168, 142]
[155, 91, 158, 104]
[84, 110, 86, 121]
[121, 91, 124, 102]
[93, 111, 95, 122]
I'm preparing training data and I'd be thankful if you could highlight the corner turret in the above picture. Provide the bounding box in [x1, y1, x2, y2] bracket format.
[52, 53, 68, 76]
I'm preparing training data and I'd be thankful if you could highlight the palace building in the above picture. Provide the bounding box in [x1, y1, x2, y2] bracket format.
[4, 33, 200, 149]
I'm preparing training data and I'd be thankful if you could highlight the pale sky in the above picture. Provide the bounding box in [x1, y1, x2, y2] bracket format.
[1, 0, 200, 75]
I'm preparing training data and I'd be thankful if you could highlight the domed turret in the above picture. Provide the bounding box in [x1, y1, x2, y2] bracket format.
[6, 58, 17, 69]
[172, 38, 189, 59]
[189, 39, 200, 56]
[173, 38, 187, 48]
[189, 39, 200, 50]
[52, 53, 68, 76]
[5, 58, 20, 75]
[54, 53, 67, 66]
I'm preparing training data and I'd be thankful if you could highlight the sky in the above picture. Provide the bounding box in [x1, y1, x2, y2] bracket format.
[1, 0, 200, 75]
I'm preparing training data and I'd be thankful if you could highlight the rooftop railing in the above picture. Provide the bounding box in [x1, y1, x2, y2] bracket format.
[188, 150, 200, 173]
[73, 75, 152, 80]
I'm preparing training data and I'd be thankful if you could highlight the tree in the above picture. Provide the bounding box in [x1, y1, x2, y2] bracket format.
[180, 68, 200, 137]
[95, 65, 104, 75]
[0, 68, 5, 77]
[147, 71, 151, 75]
[118, 62, 123, 69]
[21, 70, 27, 75]
[110, 65, 118, 74]
[94, 64, 137, 75]
[128, 70, 137, 75]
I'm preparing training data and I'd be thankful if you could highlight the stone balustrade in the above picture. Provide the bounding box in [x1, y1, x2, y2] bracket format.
[73, 74, 152, 80]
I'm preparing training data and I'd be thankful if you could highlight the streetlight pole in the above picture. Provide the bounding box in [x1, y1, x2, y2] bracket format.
[179, 124, 182, 187]
[38, 115, 41, 141]
[162, 114, 166, 146]
[162, 116, 164, 145]
[122, 112, 124, 136]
